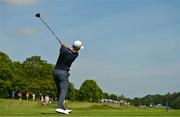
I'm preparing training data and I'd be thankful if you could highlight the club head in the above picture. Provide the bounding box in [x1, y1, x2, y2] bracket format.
[35, 13, 40, 18]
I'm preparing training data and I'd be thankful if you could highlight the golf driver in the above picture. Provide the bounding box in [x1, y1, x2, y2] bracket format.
[35, 13, 62, 44]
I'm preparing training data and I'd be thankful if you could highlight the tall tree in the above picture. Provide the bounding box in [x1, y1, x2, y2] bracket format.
[79, 79, 103, 102]
[0, 52, 13, 97]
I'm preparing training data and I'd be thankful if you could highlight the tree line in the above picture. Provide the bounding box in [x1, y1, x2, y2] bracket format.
[131, 93, 180, 109]
[0, 51, 179, 109]
[0, 51, 104, 102]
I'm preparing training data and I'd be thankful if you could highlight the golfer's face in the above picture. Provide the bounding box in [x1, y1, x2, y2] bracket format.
[74, 47, 80, 52]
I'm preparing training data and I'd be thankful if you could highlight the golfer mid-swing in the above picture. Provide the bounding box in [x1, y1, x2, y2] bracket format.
[53, 40, 83, 114]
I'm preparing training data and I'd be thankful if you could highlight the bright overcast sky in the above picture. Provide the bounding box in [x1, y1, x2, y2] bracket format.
[0, 0, 179, 98]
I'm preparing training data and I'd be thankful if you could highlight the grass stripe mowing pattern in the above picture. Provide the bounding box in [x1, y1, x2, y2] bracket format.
[0, 99, 180, 117]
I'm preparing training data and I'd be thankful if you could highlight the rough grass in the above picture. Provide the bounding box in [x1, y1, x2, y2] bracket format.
[0, 99, 180, 117]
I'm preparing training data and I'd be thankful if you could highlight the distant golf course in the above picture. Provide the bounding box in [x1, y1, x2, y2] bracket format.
[0, 99, 180, 117]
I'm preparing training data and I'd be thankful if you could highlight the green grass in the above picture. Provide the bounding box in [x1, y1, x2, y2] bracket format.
[0, 99, 180, 117]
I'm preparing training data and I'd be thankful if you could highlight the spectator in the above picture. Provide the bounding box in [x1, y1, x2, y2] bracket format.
[32, 93, 36, 101]
[44, 95, 50, 105]
[12, 91, 15, 99]
[26, 92, 29, 101]
[17, 92, 22, 101]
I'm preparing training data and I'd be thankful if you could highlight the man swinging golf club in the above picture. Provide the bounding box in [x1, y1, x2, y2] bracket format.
[35, 13, 84, 114]
[53, 40, 84, 114]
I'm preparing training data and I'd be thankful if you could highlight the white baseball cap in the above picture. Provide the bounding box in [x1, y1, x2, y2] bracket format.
[73, 40, 84, 50]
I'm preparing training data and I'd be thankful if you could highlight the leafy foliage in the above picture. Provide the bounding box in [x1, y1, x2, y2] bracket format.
[131, 92, 180, 109]
[66, 82, 76, 101]
[79, 79, 103, 102]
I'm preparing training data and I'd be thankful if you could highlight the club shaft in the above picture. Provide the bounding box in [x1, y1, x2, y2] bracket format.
[39, 17, 62, 44]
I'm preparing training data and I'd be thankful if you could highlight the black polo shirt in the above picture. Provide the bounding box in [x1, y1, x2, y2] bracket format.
[54, 46, 78, 71]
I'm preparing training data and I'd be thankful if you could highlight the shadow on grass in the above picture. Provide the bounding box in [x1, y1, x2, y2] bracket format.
[41, 112, 58, 115]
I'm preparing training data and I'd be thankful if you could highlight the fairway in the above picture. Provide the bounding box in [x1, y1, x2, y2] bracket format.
[0, 99, 180, 117]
